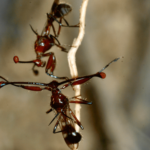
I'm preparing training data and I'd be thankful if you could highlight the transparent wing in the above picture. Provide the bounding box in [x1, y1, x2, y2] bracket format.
[59, 106, 81, 149]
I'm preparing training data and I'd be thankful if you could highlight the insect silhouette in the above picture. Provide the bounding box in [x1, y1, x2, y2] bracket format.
[0, 58, 119, 149]
[42, 0, 79, 37]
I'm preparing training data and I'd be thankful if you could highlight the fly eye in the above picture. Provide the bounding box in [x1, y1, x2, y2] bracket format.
[99, 72, 106, 79]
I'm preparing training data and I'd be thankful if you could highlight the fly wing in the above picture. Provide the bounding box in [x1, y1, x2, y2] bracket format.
[51, 0, 59, 14]
[56, 3, 72, 17]
[59, 106, 81, 149]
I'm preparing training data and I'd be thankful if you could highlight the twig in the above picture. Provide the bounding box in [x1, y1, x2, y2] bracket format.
[67, 0, 89, 149]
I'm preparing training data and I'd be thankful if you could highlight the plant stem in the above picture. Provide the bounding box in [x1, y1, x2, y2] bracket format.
[67, 0, 89, 149]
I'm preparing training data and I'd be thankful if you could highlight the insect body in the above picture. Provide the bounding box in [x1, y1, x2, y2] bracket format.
[0, 77, 91, 149]
[0, 58, 119, 149]
[43, 80, 85, 149]
[13, 0, 80, 78]
[13, 0, 78, 79]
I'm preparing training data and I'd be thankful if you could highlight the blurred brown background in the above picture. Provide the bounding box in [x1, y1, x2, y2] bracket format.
[0, 0, 150, 150]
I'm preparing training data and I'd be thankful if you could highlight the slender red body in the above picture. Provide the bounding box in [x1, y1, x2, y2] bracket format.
[0, 57, 119, 149]
[13, 0, 78, 78]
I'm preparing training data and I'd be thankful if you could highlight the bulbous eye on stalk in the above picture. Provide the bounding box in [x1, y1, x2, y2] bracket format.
[97, 72, 106, 79]
[13, 56, 19, 63]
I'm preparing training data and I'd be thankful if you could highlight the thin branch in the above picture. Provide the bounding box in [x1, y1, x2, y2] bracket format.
[67, 0, 89, 149]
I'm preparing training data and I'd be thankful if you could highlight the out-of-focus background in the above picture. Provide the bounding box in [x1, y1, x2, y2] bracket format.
[0, 0, 150, 150]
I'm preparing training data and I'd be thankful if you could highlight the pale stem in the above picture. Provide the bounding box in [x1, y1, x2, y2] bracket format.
[67, 0, 89, 149]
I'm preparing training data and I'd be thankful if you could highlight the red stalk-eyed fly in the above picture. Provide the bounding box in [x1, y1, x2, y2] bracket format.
[42, 0, 79, 37]
[0, 58, 119, 149]
[13, 0, 79, 79]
